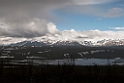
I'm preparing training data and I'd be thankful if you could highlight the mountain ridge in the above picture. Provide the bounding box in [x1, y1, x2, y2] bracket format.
[4, 39, 124, 47]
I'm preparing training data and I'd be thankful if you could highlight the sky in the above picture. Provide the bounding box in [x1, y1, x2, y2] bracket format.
[0, 0, 124, 44]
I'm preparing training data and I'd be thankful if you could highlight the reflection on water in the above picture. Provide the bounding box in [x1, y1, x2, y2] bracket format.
[35, 59, 114, 65]
[7, 58, 124, 66]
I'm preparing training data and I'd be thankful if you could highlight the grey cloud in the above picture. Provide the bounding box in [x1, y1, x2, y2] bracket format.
[0, 17, 60, 38]
[0, 0, 67, 38]
[103, 8, 124, 18]
[59, 5, 124, 18]
[76, 36, 89, 39]
[72, 0, 118, 5]
[0, 0, 71, 19]
[0, 0, 118, 19]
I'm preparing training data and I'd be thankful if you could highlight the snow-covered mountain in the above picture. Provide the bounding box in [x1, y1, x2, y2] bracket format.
[8, 40, 82, 47]
[9, 41, 47, 47]
[4, 39, 124, 47]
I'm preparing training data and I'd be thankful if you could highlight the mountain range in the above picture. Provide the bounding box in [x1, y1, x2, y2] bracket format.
[6, 39, 124, 47]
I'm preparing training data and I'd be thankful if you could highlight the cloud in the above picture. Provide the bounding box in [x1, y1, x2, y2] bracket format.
[110, 27, 124, 30]
[72, 0, 124, 18]
[0, 0, 68, 38]
[61, 5, 124, 18]
[0, 37, 27, 45]
[0, 0, 120, 19]
[0, 16, 60, 38]
[47, 22, 60, 35]
[1, 29, 124, 45]
[103, 8, 124, 18]
[40, 29, 124, 42]
[73, 0, 118, 5]
[0, 0, 76, 22]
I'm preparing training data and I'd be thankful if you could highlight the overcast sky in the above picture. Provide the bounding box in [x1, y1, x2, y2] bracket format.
[0, 0, 124, 44]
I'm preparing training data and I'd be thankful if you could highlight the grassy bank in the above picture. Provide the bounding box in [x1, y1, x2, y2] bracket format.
[1, 64, 124, 83]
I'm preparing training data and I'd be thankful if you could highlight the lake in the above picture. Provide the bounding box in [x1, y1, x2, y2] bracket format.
[31, 58, 124, 66]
